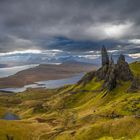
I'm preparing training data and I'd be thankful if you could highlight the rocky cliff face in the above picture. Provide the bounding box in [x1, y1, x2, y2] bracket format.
[78, 46, 134, 91]
[96, 46, 133, 91]
[101, 46, 109, 66]
[116, 54, 133, 81]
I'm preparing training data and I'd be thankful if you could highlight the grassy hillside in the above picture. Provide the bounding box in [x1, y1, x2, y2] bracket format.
[0, 62, 139, 140]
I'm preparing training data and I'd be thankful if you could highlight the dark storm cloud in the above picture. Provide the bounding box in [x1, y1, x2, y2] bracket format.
[0, 0, 140, 52]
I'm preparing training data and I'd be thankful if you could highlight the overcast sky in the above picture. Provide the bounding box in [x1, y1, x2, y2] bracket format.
[0, 0, 140, 53]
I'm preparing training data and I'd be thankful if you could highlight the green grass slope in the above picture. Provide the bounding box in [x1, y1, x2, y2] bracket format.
[0, 62, 139, 140]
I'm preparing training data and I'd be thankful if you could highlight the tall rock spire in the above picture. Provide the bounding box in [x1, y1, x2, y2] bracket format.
[96, 47, 133, 91]
[101, 46, 109, 66]
[110, 54, 114, 65]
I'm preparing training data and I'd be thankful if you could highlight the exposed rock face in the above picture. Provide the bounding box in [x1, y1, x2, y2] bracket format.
[116, 54, 133, 81]
[117, 54, 125, 63]
[79, 46, 134, 91]
[107, 69, 117, 91]
[78, 71, 95, 86]
[101, 46, 109, 66]
[104, 65, 117, 91]
[110, 55, 114, 65]
[96, 46, 133, 91]
[96, 64, 109, 81]
[128, 77, 140, 92]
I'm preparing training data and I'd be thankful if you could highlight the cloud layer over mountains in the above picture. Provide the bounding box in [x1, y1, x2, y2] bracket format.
[0, 0, 139, 61]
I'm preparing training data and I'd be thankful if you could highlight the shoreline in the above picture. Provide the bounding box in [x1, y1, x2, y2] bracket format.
[0, 62, 96, 88]
[0, 73, 85, 93]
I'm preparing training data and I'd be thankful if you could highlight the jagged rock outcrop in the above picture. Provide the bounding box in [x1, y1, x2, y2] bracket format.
[116, 54, 133, 81]
[78, 71, 95, 86]
[110, 55, 114, 65]
[78, 46, 134, 91]
[96, 64, 109, 81]
[107, 68, 117, 91]
[96, 46, 133, 91]
[104, 64, 117, 91]
[117, 54, 125, 62]
[101, 46, 109, 66]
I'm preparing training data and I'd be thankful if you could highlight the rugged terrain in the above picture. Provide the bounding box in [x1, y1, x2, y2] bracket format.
[0, 47, 139, 140]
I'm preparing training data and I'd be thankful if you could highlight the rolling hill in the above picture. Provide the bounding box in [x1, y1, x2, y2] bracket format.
[0, 48, 139, 140]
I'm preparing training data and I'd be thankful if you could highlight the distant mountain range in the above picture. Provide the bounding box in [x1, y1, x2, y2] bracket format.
[0, 49, 139, 67]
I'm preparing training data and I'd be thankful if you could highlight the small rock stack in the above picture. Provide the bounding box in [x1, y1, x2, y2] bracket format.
[116, 54, 133, 81]
[96, 46, 133, 91]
